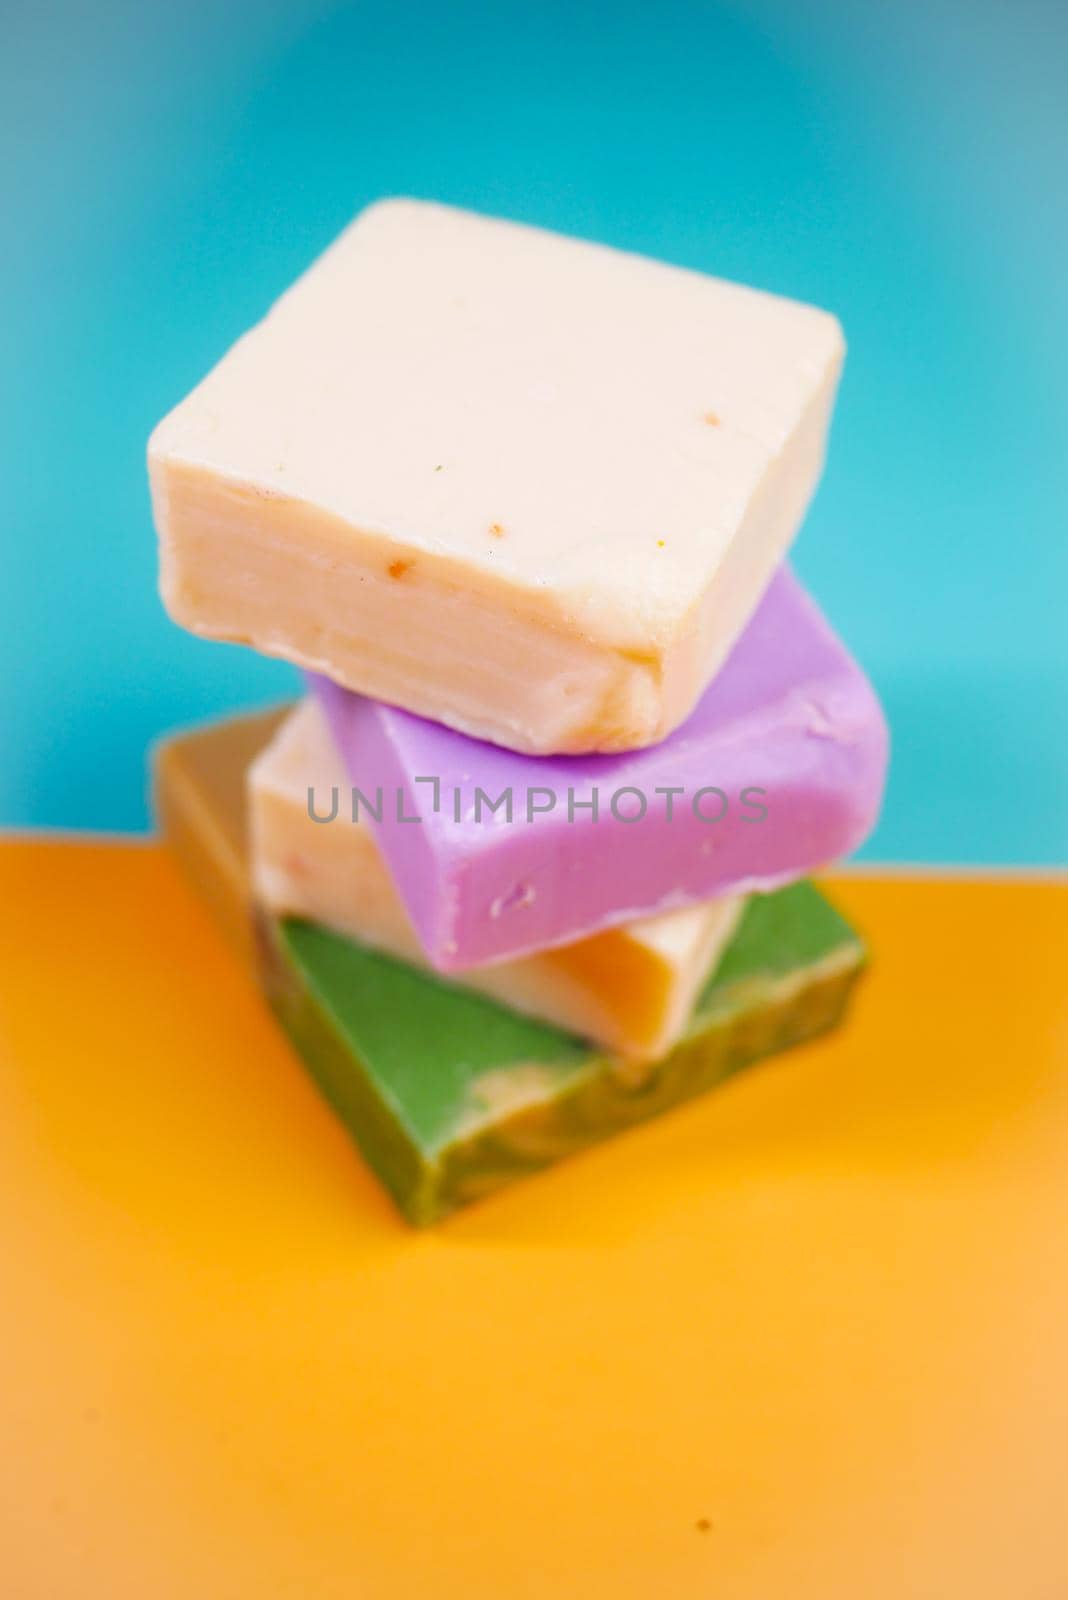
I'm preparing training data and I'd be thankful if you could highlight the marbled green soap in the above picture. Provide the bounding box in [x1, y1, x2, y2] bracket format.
[262, 882, 865, 1224]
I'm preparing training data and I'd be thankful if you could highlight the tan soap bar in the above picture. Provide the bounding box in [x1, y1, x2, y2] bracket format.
[249, 700, 744, 1061]
[152, 704, 290, 968]
[149, 199, 845, 754]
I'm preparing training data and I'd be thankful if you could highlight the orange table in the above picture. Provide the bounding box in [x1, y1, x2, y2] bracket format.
[2, 839, 1066, 1598]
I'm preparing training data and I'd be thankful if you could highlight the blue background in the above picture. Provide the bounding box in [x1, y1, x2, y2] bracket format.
[3, 0, 1066, 861]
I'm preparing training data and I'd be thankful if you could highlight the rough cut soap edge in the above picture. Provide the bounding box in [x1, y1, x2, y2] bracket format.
[246, 699, 751, 1060]
[151, 708, 869, 1225]
[432, 948, 863, 1225]
[659, 346, 844, 740]
[261, 905, 866, 1226]
[146, 298, 845, 756]
[149, 456, 666, 754]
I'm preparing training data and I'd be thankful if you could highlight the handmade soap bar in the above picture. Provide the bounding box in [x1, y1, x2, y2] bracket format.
[152, 704, 290, 967]
[314, 567, 888, 971]
[250, 700, 744, 1060]
[267, 883, 864, 1223]
[148, 198, 845, 755]
[155, 709, 866, 1224]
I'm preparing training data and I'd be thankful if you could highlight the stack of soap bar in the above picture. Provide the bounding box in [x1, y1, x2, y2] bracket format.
[156, 713, 866, 1224]
[248, 699, 745, 1061]
[148, 197, 886, 1221]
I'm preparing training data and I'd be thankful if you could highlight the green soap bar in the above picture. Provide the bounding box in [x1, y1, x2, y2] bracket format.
[262, 882, 865, 1224]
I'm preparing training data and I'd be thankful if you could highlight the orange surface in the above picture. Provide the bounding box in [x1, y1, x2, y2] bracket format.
[1, 838, 1067, 1599]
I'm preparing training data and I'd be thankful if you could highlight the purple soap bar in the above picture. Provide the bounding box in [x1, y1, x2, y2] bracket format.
[312, 569, 888, 972]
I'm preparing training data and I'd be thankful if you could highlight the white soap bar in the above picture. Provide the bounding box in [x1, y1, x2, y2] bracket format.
[249, 701, 744, 1061]
[150, 199, 845, 754]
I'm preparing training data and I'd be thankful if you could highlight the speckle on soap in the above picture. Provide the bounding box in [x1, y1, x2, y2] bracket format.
[803, 698, 841, 739]
[148, 198, 847, 757]
[490, 882, 537, 919]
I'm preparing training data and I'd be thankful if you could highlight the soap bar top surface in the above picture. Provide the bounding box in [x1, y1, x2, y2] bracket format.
[313, 568, 888, 971]
[149, 198, 845, 754]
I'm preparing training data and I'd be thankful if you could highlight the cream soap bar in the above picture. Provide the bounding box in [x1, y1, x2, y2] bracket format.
[249, 700, 744, 1061]
[148, 198, 845, 755]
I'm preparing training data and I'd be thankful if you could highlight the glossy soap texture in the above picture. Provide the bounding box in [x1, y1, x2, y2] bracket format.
[314, 567, 888, 971]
